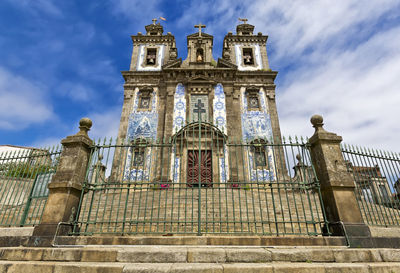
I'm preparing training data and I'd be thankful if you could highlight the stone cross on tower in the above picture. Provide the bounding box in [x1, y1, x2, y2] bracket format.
[194, 23, 206, 37]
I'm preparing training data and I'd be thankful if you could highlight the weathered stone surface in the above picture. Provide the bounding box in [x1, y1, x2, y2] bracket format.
[379, 249, 400, 262]
[170, 263, 223, 273]
[42, 248, 82, 261]
[225, 248, 271, 262]
[81, 249, 118, 262]
[123, 263, 173, 273]
[367, 263, 400, 273]
[325, 263, 369, 273]
[117, 246, 187, 263]
[272, 263, 325, 273]
[333, 249, 382, 263]
[187, 247, 226, 263]
[0, 227, 33, 237]
[223, 263, 273, 273]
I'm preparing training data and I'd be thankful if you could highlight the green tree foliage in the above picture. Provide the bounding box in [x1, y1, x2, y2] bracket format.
[0, 162, 54, 178]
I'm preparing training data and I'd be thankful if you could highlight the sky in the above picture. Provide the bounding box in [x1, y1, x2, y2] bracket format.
[0, 0, 399, 152]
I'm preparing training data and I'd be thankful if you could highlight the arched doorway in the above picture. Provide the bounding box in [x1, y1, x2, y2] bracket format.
[172, 121, 227, 187]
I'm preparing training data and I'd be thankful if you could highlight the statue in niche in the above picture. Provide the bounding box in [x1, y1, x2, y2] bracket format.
[196, 48, 204, 62]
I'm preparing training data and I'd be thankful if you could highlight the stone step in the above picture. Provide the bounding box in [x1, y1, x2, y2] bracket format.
[1, 246, 400, 264]
[0, 261, 400, 273]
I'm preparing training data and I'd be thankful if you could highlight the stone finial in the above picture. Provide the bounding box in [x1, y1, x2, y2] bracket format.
[77, 117, 92, 136]
[310, 114, 326, 134]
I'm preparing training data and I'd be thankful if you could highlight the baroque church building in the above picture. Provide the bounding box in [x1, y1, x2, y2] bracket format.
[115, 20, 284, 186]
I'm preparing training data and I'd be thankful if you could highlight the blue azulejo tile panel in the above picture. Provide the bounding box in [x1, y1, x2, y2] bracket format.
[127, 89, 158, 141]
[170, 154, 180, 183]
[172, 83, 186, 134]
[128, 112, 158, 140]
[213, 83, 227, 132]
[234, 44, 263, 71]
[219, 146, 229, 183]
[240, 88, 272, 142]
[123, 152, 152, 181]
[136, 44, 165, 71]
[241, 112, 272, 142]
[247, 148, 276, 182]
[240, 87, 275, 181]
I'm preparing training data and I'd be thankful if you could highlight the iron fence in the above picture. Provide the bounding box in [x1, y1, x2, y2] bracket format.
[73, 121, 328, 236]
[341, 144, 400, 226]
[0, 145, 62, 226]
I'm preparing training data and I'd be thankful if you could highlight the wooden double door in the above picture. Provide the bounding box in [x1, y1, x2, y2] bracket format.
[187, 150, 212, 187]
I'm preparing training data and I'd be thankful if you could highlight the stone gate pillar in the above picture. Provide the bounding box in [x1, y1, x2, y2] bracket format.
[308, 115, 371, 242]
[33, 118, 93, 237]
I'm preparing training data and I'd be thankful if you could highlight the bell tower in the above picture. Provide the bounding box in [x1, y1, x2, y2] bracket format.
[182, 23, 216, 68]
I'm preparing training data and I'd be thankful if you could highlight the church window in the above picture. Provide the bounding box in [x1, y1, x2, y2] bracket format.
[146, 48, 157, 65]
[242, 48, 254, 65]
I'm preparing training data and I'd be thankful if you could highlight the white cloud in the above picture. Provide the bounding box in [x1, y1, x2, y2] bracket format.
[0, 67, 54, 130]
[170, 0, 400, 152]
[85, 107, 122, 140]
[110, 0, 164, 27]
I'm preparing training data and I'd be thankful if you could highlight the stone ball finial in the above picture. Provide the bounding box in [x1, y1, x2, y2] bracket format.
[310, 114, 324, 128]
[296, 154, 301, 161]
[78, 117, 92, 136]
[98, 154, 103, 161]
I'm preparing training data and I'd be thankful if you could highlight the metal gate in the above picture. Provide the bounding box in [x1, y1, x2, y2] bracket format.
[73, 121, 328, 236]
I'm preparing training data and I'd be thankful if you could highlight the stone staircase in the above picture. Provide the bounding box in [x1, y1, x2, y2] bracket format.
[0, 244, 400, 272]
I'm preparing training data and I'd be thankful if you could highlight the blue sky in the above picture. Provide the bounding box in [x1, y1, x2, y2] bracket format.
[0, 0, 400, 151]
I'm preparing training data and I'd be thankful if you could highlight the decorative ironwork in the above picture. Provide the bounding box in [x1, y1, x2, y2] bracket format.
[72, 121, 328, 236]
[187, 150, 212, 187]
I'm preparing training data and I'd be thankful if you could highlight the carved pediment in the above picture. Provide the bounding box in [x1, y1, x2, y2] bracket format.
[162, 58, 182, 69]
[217, 58, 237, 69]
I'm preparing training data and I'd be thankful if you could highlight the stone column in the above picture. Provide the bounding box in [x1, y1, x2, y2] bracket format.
[33, 118, 93, 236]
[308, 115, 371, 240]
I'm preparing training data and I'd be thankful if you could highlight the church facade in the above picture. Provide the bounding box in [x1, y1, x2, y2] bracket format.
[115, 20, 284, 186]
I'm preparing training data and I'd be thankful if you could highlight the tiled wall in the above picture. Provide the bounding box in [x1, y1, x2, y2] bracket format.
[213, 83, 227, 132]
[124, 88, 159, 181]
[240, 87, 275, 182]
[172, 83, 186, 134]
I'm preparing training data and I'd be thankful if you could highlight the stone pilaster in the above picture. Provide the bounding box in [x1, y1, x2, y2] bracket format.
[33, 118, 93, 236]
[308, 115, 371, 242]
[226, 85, 245, 183]
[264, 85, 287, 180]
[154, 84, 175, 183]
